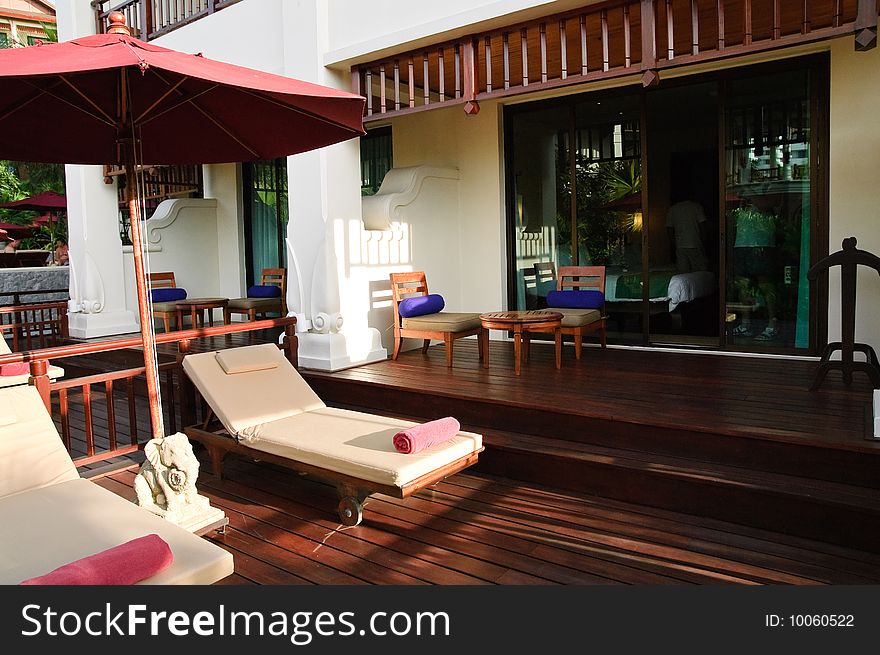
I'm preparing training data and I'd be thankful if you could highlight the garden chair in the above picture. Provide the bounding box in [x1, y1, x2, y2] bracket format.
[389, 271, 484, 367]
[227, 267, 287, 322]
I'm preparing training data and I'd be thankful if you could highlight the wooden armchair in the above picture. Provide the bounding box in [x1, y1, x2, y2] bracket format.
[148, 272, 182, 333]
[390, 271, 484, 367]
[537, 265, 607, 360]
[227, 268, 287, 322]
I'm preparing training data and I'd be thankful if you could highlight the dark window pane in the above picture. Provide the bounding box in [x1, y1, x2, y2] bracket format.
[360, 127, 392, 196]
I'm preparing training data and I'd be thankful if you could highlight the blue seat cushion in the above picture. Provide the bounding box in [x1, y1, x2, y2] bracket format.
[150, 287, 186, 303]
[398, 293, 445, 318]
[546, 289, 604, 309]
[247, 285, 282, 298]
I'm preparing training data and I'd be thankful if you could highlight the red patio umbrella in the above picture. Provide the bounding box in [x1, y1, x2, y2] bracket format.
[0, 190, 67, 212]
[0, 222, 35, 239]
[0, 12, 365, 439]
[0, 191, 67, 237]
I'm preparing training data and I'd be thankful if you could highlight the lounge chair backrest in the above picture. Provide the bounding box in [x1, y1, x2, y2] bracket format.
[0, 386, 78, 498]
[182, 344, 325, 440]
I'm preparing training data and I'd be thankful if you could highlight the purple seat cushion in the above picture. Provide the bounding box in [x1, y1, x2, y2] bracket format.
[150, 287, 187, 303]
[546, 289, 604, 309]
[247, 285, 282, 298]
[398, 293, 445, 318]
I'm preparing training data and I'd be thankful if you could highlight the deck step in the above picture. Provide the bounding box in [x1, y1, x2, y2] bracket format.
[302, 370, 880, 553]
[303, 369, 880, 490]
[475, 429, 880, 553]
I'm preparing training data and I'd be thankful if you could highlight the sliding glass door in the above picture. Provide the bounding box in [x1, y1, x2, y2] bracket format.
[507, 94, 643, 343]
[723, 69, 813, 351]
[504, 56, 825, 354]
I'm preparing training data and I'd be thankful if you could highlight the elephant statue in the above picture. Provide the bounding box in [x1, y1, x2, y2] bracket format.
[134, 432, 208, 524]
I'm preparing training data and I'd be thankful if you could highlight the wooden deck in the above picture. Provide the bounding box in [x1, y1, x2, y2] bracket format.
[55, 330, 880, 576]
[304, 339, 875, 450]
[96, 458, 880, 585]
[301, 339, 880, 551]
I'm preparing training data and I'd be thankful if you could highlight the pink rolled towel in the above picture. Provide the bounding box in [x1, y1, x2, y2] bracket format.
[20, 534, 173, 585]
[0, 362, 29, 376]
[393, 416, 461, 454]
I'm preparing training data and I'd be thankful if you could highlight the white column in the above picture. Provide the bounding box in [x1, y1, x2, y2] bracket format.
[64, 165, 139, 338]
[280, 0, 386, 370]
[203, 164, 246, 299]
[57, 1, 139, 338]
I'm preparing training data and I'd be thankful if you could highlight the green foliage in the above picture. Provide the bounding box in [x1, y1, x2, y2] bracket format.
[0, 24, 64, 236]
[19, 221, 67, 251]
[556, 155, 642, 266]
[0, 161, 66, 226]
[39, 23, 58, 43]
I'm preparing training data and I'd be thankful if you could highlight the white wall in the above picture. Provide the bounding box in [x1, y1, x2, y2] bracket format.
[829, 39, 880, 353]
[122, 199, 228, 327]
[325, 0, 601, 65]
[151, 0, 286, 74]
[204, 163, 246, 298]
[391, 99, 507, 318]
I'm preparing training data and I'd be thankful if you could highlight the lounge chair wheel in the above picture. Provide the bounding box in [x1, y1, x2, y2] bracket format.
[338, 496, 364, 526]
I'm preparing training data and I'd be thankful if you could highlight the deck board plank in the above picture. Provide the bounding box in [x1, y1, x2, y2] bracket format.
[96, 461, 880, 586]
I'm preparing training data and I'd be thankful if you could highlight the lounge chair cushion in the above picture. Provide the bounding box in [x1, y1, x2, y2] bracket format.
[402, 312, 482, 333]
[0, 364, 65, 389]
[0, 478, 233, 585]
[216, 347, 279, 375]
[547, 308, 603, 328]
[182, 344, 325, 438]
[228, 297, 281, 311]
[245, 406, 482, 488]
[0, 333, 10, 355]
[0, 386, 78, 498]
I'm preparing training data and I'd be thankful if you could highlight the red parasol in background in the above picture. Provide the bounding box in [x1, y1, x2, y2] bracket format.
[0, 12, 365, 439]
[0, 190, 67, 212]
[0, 191, 67, 237]
[0, 222, 35, 239]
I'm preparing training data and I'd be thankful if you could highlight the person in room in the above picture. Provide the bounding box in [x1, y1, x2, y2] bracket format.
[666, 196, 709, 272]
[731, 194, 780, 341]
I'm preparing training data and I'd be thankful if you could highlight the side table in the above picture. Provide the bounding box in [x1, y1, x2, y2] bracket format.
[175, 297, 230, 329]
[479, 310, 563, 375]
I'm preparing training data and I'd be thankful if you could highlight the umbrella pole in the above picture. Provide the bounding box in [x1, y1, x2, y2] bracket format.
[123, 143, 164, 441]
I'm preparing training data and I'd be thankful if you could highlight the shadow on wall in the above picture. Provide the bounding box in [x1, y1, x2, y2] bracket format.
[368, 278, 396, 352]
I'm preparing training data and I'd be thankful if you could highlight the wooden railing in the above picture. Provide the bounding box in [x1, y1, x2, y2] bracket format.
[95, 0, 243, 41]
[0, 317, 297, 467]
[353, 0, 876, 121]
[0, 300, 68, 351]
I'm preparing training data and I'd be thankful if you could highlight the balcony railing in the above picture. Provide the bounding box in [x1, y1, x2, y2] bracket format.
[353, 0, 878, 122]
[0, 317, 297, 467]
[95, 0, 243, 41]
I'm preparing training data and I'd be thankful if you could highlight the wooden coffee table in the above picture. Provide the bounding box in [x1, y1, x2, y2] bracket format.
[175, 297, 230, 329]
[479, 310, 563, 375]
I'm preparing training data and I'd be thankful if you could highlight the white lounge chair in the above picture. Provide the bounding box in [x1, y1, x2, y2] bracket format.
[0, 384, 234, 585]
[182, 344, 483, 526]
